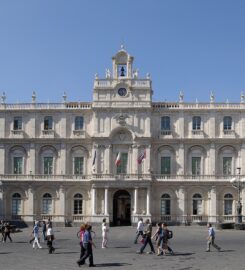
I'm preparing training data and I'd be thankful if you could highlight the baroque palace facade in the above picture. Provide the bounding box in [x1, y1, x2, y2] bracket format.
[0, 47, 244, 226]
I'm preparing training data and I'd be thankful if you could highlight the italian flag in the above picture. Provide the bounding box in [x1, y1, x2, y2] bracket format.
[115, 152, 121, 166]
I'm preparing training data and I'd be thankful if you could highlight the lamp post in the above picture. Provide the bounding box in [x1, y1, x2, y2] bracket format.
[230, 167, 243, 224]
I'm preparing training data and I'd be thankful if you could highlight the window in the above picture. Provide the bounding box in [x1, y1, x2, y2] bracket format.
[224, 193, 233, 215]
[161, 194, 171, 215]
[43, 157, 53, 175]
[42, 193, 52, 214]
[75, 116, 84, 130]
[117, 64, 127, 77]
[12, 193, 21, 215]
[73, 193, 83, 215]
[74, 157, 84, 175]
[13, 157, 23, 174]
[116, 153, 128, 174]
[161, 116, 170, 130]
[193, 193, 202, 215]
[223, 157, 232, 176]
[223, 116, 232, 130]
[192, 116, 201, 130]
[192, 157, 201, 176]
[161, 157, 171, 175]
[44, 116, 53, 130]
[13, 117, 22, 130]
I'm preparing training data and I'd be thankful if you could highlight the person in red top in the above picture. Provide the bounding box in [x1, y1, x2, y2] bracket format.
[78, 223, 86, 260]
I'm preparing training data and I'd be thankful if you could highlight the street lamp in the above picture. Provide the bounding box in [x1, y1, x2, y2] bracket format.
[230, 167, 244, 224]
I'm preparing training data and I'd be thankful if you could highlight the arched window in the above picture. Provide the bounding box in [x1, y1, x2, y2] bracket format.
[73, 193, 83, 215]
[161, 194, 171, 216]
[42, 193, 52, 214]
[224, 193, 233, 215]
[12, 193, 21, 215]
[161, 116, 170, 131]
[192, 193, 202, 215]
[223, 116, 232, 130]
[192, 116, 201, 130]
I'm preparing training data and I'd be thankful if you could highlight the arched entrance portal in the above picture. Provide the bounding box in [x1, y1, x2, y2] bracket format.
[113, 190, 131, 226]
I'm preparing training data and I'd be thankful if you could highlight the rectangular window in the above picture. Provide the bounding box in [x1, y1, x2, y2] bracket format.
[192, 116, 201, 130]
[161, 157, 171, 175]
[74, 157, 84, 175]
[74, 200, 83, 214]
[223, 157, 232, 175]
[43, 157, 53, 175]
[116, 153, 128, 174]
[161, 116, 170, 130]
[161, 200, 171, 215]
[224, 200, 233, 215]
[192, 157, 201, 175]
[12, 199, 21, 215]
[75, 116, 84, 130]
[13, 117, 22, 130]
[44, 116, 53, 130]
[193, 200, 202, 215]
[42, 199, 52, 214]
[13, 157, 23, 174]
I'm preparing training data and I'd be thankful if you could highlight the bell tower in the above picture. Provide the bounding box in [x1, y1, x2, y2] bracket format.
[112, 45, 133, 79]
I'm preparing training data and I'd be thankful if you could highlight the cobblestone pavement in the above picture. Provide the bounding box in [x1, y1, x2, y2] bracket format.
[0, 225, 245, 270]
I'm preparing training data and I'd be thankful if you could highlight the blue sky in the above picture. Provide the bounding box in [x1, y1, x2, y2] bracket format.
[0, 0, 245, 103]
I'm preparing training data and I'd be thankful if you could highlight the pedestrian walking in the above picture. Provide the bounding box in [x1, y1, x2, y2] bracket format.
[78, 223, 86, 260]
[137, 219, 155, 254]
[151, 222, 162, 255]
[42, 220, 47, 242]
[3, 222, 12, 243]
[77, 224, 96, 267]
[206, 223, 221, 252]
[101, 218, 109, 248]
[160, 223, 174, 255]
[134, 218, 144, 244]
[46, 224, 55, 254]
[32, 221, 42, 249]
[0, 220, 5, 242]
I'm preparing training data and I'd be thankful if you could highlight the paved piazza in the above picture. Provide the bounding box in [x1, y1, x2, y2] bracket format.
[0, 225, 245, 270]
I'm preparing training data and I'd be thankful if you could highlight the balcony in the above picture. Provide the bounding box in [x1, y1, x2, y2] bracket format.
[222, 129, 235, 138]
[11, 130, 24, 138]
[42, 130, 55, 138]
[73, 130, 86, 138]
[191, 129, 204, 138]
[159, 130, 172, 139]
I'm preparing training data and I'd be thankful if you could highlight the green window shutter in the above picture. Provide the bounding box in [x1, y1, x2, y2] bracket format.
[161, 157, 171, 175]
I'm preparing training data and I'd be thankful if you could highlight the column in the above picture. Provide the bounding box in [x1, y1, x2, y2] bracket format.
[29, 143, 35, 174]
[92, 145, 98, 174]
[132, 145, 138, 174]
[146, 187, 151, 215]
[241, 187, 245, 220]
[104, 188, 109, 215]
[145, 145, 151, 174]
[104, 146, 110, 174]
[0, 183, 3, 219]
[134, 188, 138, 214]
[60, 143, 66, 174]
[177, 186, 187, 224]
[91, 187, 97, 215]
[59, 185, 65, 222]
[209, 186, 217, 223]
[209, 143, 216, 175]
[241, 144, 245, 175]
[0, 144, 5, 174]
[27, 186, 34, 222]
[177, 144, 185, 175]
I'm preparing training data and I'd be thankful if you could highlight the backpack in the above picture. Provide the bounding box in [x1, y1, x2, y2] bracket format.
[167, 230, 173, 239]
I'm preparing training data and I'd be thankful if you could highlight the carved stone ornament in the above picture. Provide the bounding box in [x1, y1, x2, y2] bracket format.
[119, 132, 126, 141]
[114, 113, 129, 126]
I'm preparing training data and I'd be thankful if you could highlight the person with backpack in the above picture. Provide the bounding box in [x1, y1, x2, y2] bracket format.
[46, 223, 55, 254]
[151, 222, 162, 255]
[3, 222, 12, 243]
[134, 218, 144, 244]
[160, 223, 174, 255]
[137, 219, 155, 254]
[206, 223, 221, 252]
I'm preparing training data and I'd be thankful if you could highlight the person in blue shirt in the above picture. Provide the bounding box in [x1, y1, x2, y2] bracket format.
[206, 223, 221, 252]
[77, 224, 96, 267]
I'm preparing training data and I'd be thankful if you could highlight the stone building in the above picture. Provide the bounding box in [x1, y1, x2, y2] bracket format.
[0, 46, 244, 225]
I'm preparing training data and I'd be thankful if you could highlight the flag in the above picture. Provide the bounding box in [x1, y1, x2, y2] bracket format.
[115, 152, 121, 166]
[137, 150, 146, 165]
[92, 150, 96, 166]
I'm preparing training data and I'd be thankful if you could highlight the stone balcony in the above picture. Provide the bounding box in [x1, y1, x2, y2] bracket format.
[11, 130, 24, 138]
[222, 129, 236, 138]
[42, 129, 55, 138]
[159, 130, 172, 139]
[72, 130, 86, 138]
[191, 129, 204, 138]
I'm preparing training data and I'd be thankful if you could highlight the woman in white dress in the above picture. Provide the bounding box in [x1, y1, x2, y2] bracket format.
[101, 218, 109, 248]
